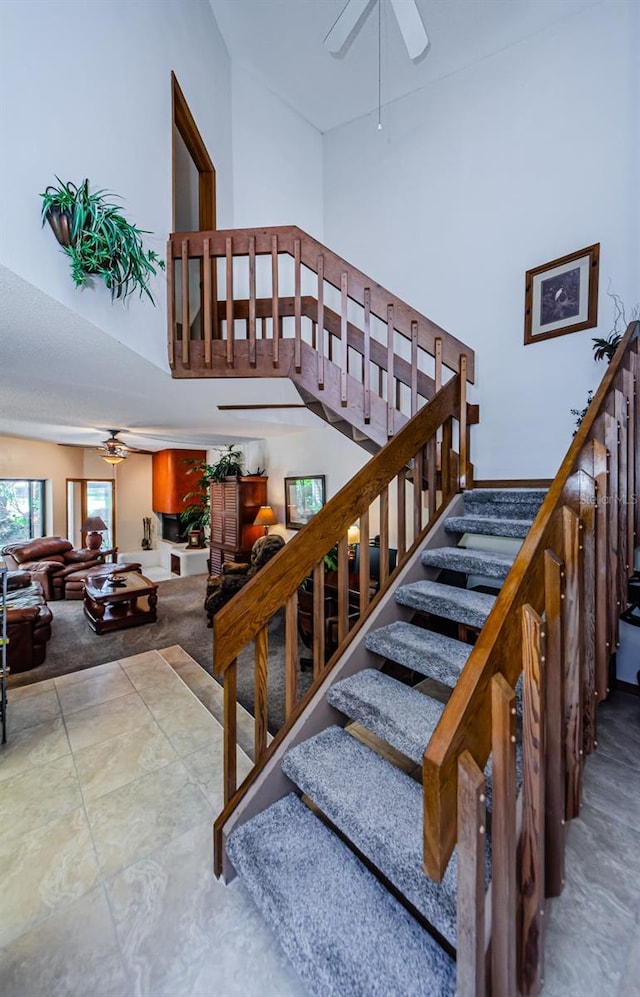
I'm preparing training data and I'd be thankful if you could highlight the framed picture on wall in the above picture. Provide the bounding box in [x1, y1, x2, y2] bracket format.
[524, 243, 600, 345]
[284, 475, 326, 530]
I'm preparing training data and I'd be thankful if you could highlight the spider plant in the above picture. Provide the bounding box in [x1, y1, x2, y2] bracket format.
[41, 178, 165, 304]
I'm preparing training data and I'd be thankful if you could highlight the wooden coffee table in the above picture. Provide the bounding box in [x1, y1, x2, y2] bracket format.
[83, 571, 158, 634]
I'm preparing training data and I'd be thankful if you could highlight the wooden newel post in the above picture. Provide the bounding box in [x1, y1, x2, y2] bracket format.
[543, 549, 566, 898]
[223, 659, 238, 805]
[561, 505, 583, 819]
[519, 604, 546, 996]
[491, 673, 517, 997]
[456, 750, 486, 997]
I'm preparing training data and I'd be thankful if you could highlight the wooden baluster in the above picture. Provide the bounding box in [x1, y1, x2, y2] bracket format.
[294, 238, 302, 373]
[317, 255, 325, 388]
[592, 439, 609, 700]
[623, 367, 635, 570]
[413, 449, 423, 538]
[226, 236, 234, 367]
[271, 235, 279, 369]
[615, 389, 628, 601]
[212, 252, 220, 342]
[359, 510, 370, 612]
[387, 305, 395, 437]
[543, 550, 565, 897]
[337, 535, 349, 644]
[223, 659, 237, 805]
[426, 433, 437, 522]
[519, 604, 546, 996]
[397, 470, 407, 560]
[562, 506, 582, 820]
[578, 472, 597, 755]
[248, 235, 256, 367]
[604, 410, 620, 654]
[491, 673, 517, 997]
[285, 591, 298, 719]
[313, 562, 325, 679]
[181, 238, 190, 368]
[364, 289, 371, 423]
[203, 238, 212, 368]
[379, 486, 390, 588]
[459, 354, 468, 489]
[410, 320, 418, 417]
[442, 417, 453, 500]
[341, 272, 349, 406]
[632, 343, 640, 541]
[166, 239, 175, 370]
[456, 750, 486, 997]
[254, 625, 268, 762]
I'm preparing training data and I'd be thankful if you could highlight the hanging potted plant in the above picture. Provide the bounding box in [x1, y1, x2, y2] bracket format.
[40, 177, 165, 304]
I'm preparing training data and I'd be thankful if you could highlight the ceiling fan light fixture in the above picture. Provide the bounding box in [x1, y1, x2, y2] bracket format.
[97, 430, 131, 464]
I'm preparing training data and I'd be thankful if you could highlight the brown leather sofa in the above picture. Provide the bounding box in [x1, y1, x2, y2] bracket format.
[2, 537, 141, 600]
[3, 571, 53, 672]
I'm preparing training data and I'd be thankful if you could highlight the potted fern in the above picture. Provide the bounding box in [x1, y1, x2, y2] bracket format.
[41, 178, 164, 304]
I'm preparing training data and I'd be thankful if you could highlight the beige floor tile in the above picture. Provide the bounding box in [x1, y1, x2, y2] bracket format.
[0, 807, 100, 948]
[74, 721, 178, 802]
[138, 683, 221, 756]
[158, 644, 205, 669]
[56, 665, 134, 715]
[0, 885, 129, 997]
[53, 659, 122, 689]
[8, 687, 61, 733]
[1, 754, 82, 849]
[7, 678, 56, 700]
[0, 717, 70, 782]
[85, 759, 212, 878]
[64, 691, 151, 753]
[107, 820, 304, 997]
[123, 653, 186, 693]
[183, 739, 252, 814]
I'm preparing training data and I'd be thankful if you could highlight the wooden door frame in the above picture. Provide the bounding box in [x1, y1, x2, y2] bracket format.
[171, 71, 216, 232]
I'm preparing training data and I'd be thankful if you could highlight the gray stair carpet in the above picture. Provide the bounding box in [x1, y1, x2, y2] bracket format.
[365, 621, 472, 687]
[396, 580, 496, 629]
[462, 488, 546, 521]
[421, 545, 515, 579]
[444, 513, 534, 539]
[282, 726, 459, 948]
[227, 792, 455, 997]
[327, 669, 445, 764]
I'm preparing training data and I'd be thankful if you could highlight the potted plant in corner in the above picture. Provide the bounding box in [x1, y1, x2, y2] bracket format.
[179, 446, 248, 548]
[40, 177, 165, 303]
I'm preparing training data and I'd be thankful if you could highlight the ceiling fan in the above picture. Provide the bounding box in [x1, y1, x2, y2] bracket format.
[59, 429, 154, 464]
[324, 0, 429, 61]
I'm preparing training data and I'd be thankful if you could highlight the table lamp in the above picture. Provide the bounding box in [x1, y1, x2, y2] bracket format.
[254, 506, 277, 535]
[82, 516, 108, 550]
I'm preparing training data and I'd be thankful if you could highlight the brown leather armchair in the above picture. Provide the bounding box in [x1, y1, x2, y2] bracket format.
[2, 537, 139, 600]
[3, 571, 53, 672]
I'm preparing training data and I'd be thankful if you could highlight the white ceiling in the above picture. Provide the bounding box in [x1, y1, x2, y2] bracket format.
[0, 266, 319, 454]
[210, 0, 598, 133]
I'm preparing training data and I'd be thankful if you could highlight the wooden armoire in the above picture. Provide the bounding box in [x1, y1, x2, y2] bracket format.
[209, 476, 268, 574]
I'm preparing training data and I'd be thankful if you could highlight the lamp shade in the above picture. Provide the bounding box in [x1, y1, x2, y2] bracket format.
[347, 524, 360, 545]
[82, 516, 108, 533]
[254, 505, 277, 528]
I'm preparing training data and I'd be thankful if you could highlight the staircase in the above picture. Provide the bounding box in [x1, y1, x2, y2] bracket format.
[224, 490, 541, 996]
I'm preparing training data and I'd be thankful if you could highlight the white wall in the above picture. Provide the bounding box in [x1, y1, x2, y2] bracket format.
[323, 0, 639, 479]
[0, 0, 233, 372]
[231, 65, 323, 238]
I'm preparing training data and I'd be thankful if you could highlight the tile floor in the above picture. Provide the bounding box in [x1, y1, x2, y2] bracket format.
[1, 649, 639, 996]
[0, 649, 305, 997]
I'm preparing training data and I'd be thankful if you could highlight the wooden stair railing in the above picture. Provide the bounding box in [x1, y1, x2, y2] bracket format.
[448, 321, 639, 994]
[166, 227, 475, 446]
[212, 370, 469, 872]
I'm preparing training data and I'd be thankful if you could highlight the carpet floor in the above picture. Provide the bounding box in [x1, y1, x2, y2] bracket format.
[8, 574, 310, 731]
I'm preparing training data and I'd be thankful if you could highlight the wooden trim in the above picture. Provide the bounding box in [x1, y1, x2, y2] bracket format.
[171, 72, 216, 231]
[490, 673, 517, 997]
[456, 750, 486, 997]
[472, 479, 554, 489]
[543, 549, 565, 898]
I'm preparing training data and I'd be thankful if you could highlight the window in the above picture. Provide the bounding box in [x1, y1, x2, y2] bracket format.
[0, 479, 46, 544]
[67, 479, 115, 549]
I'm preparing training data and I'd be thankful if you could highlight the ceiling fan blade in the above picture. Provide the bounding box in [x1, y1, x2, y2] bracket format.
[389, 0, 429, 60]
[324, 0, 376, 55]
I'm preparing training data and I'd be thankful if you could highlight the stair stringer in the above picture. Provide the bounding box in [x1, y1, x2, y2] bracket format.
[217, 491, 466, 885]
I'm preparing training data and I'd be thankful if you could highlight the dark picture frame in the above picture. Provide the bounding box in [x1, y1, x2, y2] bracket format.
[284, 475, 326, 530]
[524, 243, 600, 346]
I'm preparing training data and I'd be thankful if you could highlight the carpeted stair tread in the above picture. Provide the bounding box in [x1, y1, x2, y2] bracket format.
[396, 580, 496, 629]
[421, 546, 515, 579]
[462, 488, 546, 521]
[227, 792, 455, 997]
[282, 727, 459, 947]
[365, 622, 471, 687]
[327, 669, 445, 763]
[444, 514, 534, 539]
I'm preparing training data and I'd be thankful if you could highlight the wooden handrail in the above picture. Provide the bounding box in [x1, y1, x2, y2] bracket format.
[168, 225, 475, 381]
[214, 373, 462, 674]
[422, 320, 640, 880]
